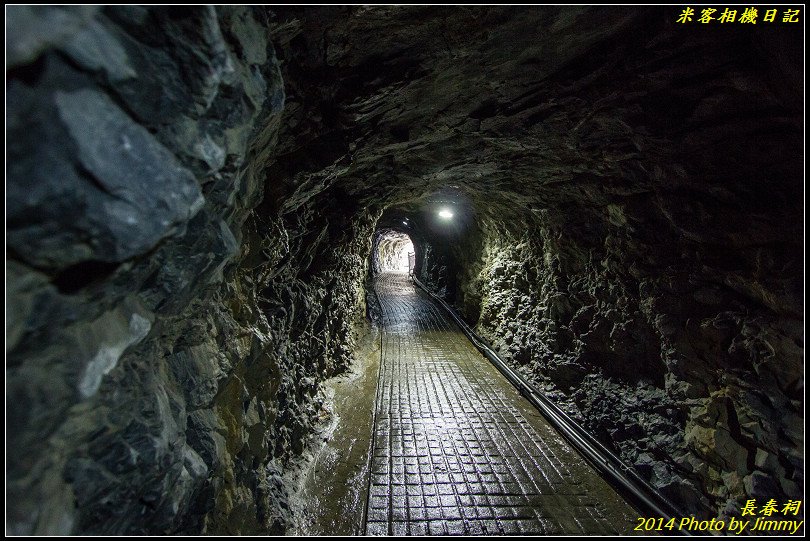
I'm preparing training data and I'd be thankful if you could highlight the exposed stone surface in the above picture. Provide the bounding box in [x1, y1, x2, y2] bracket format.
[7, 6, 373, 535]
[6, 5, 803, 535]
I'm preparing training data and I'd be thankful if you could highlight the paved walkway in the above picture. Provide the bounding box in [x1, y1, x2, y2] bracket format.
[364, 272, 639, 535]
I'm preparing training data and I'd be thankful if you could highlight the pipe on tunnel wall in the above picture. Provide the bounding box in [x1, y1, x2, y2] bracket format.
[412, 274, 702, 531]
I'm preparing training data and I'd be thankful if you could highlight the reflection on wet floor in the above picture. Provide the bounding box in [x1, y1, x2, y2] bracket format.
[365, 272, 639, 535]
[288, 319, 381, 536]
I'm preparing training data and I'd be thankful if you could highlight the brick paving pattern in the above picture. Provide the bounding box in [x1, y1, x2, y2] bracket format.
[365, 272, 639, 535]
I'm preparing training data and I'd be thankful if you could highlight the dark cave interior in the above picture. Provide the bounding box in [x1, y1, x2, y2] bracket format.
[6, 5, 804, 535]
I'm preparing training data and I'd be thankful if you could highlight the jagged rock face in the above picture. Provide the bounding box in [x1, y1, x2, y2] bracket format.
[434, 216, 803, 517]
[7, 6, 373, 535]
[6, 5, 803, 535]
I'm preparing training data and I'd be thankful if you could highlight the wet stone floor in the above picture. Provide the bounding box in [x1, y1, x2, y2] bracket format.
[365, 272, 639, 535]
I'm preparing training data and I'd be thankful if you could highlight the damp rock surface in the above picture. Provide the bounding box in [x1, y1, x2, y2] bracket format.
[7, 6, 373, 535]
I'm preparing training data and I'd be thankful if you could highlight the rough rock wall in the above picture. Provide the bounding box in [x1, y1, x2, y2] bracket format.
[432, 173, 803, 520]
[7, 6, 374, 534]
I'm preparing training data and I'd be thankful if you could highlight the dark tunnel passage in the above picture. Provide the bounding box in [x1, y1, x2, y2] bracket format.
[5, 5, 804, 536]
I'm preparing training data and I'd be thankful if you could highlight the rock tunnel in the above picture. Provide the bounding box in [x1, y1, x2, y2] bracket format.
[6, 5, 804, 536]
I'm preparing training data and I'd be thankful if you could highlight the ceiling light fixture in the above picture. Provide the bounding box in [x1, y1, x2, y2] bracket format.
[438, 208, 454, 220]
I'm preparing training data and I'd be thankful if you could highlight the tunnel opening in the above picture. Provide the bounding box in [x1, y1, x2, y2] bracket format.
[372, 229, 415, 274]
[370, 187, 480, 307]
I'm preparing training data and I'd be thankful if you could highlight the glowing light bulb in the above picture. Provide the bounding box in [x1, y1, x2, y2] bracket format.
[438, 208, 454, 220]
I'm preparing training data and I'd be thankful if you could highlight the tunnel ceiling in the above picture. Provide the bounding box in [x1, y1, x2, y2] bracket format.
[267, 6, 802, 232]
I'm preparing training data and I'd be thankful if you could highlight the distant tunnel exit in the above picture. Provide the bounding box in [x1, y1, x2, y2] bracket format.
[374, 230, 415, 274]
